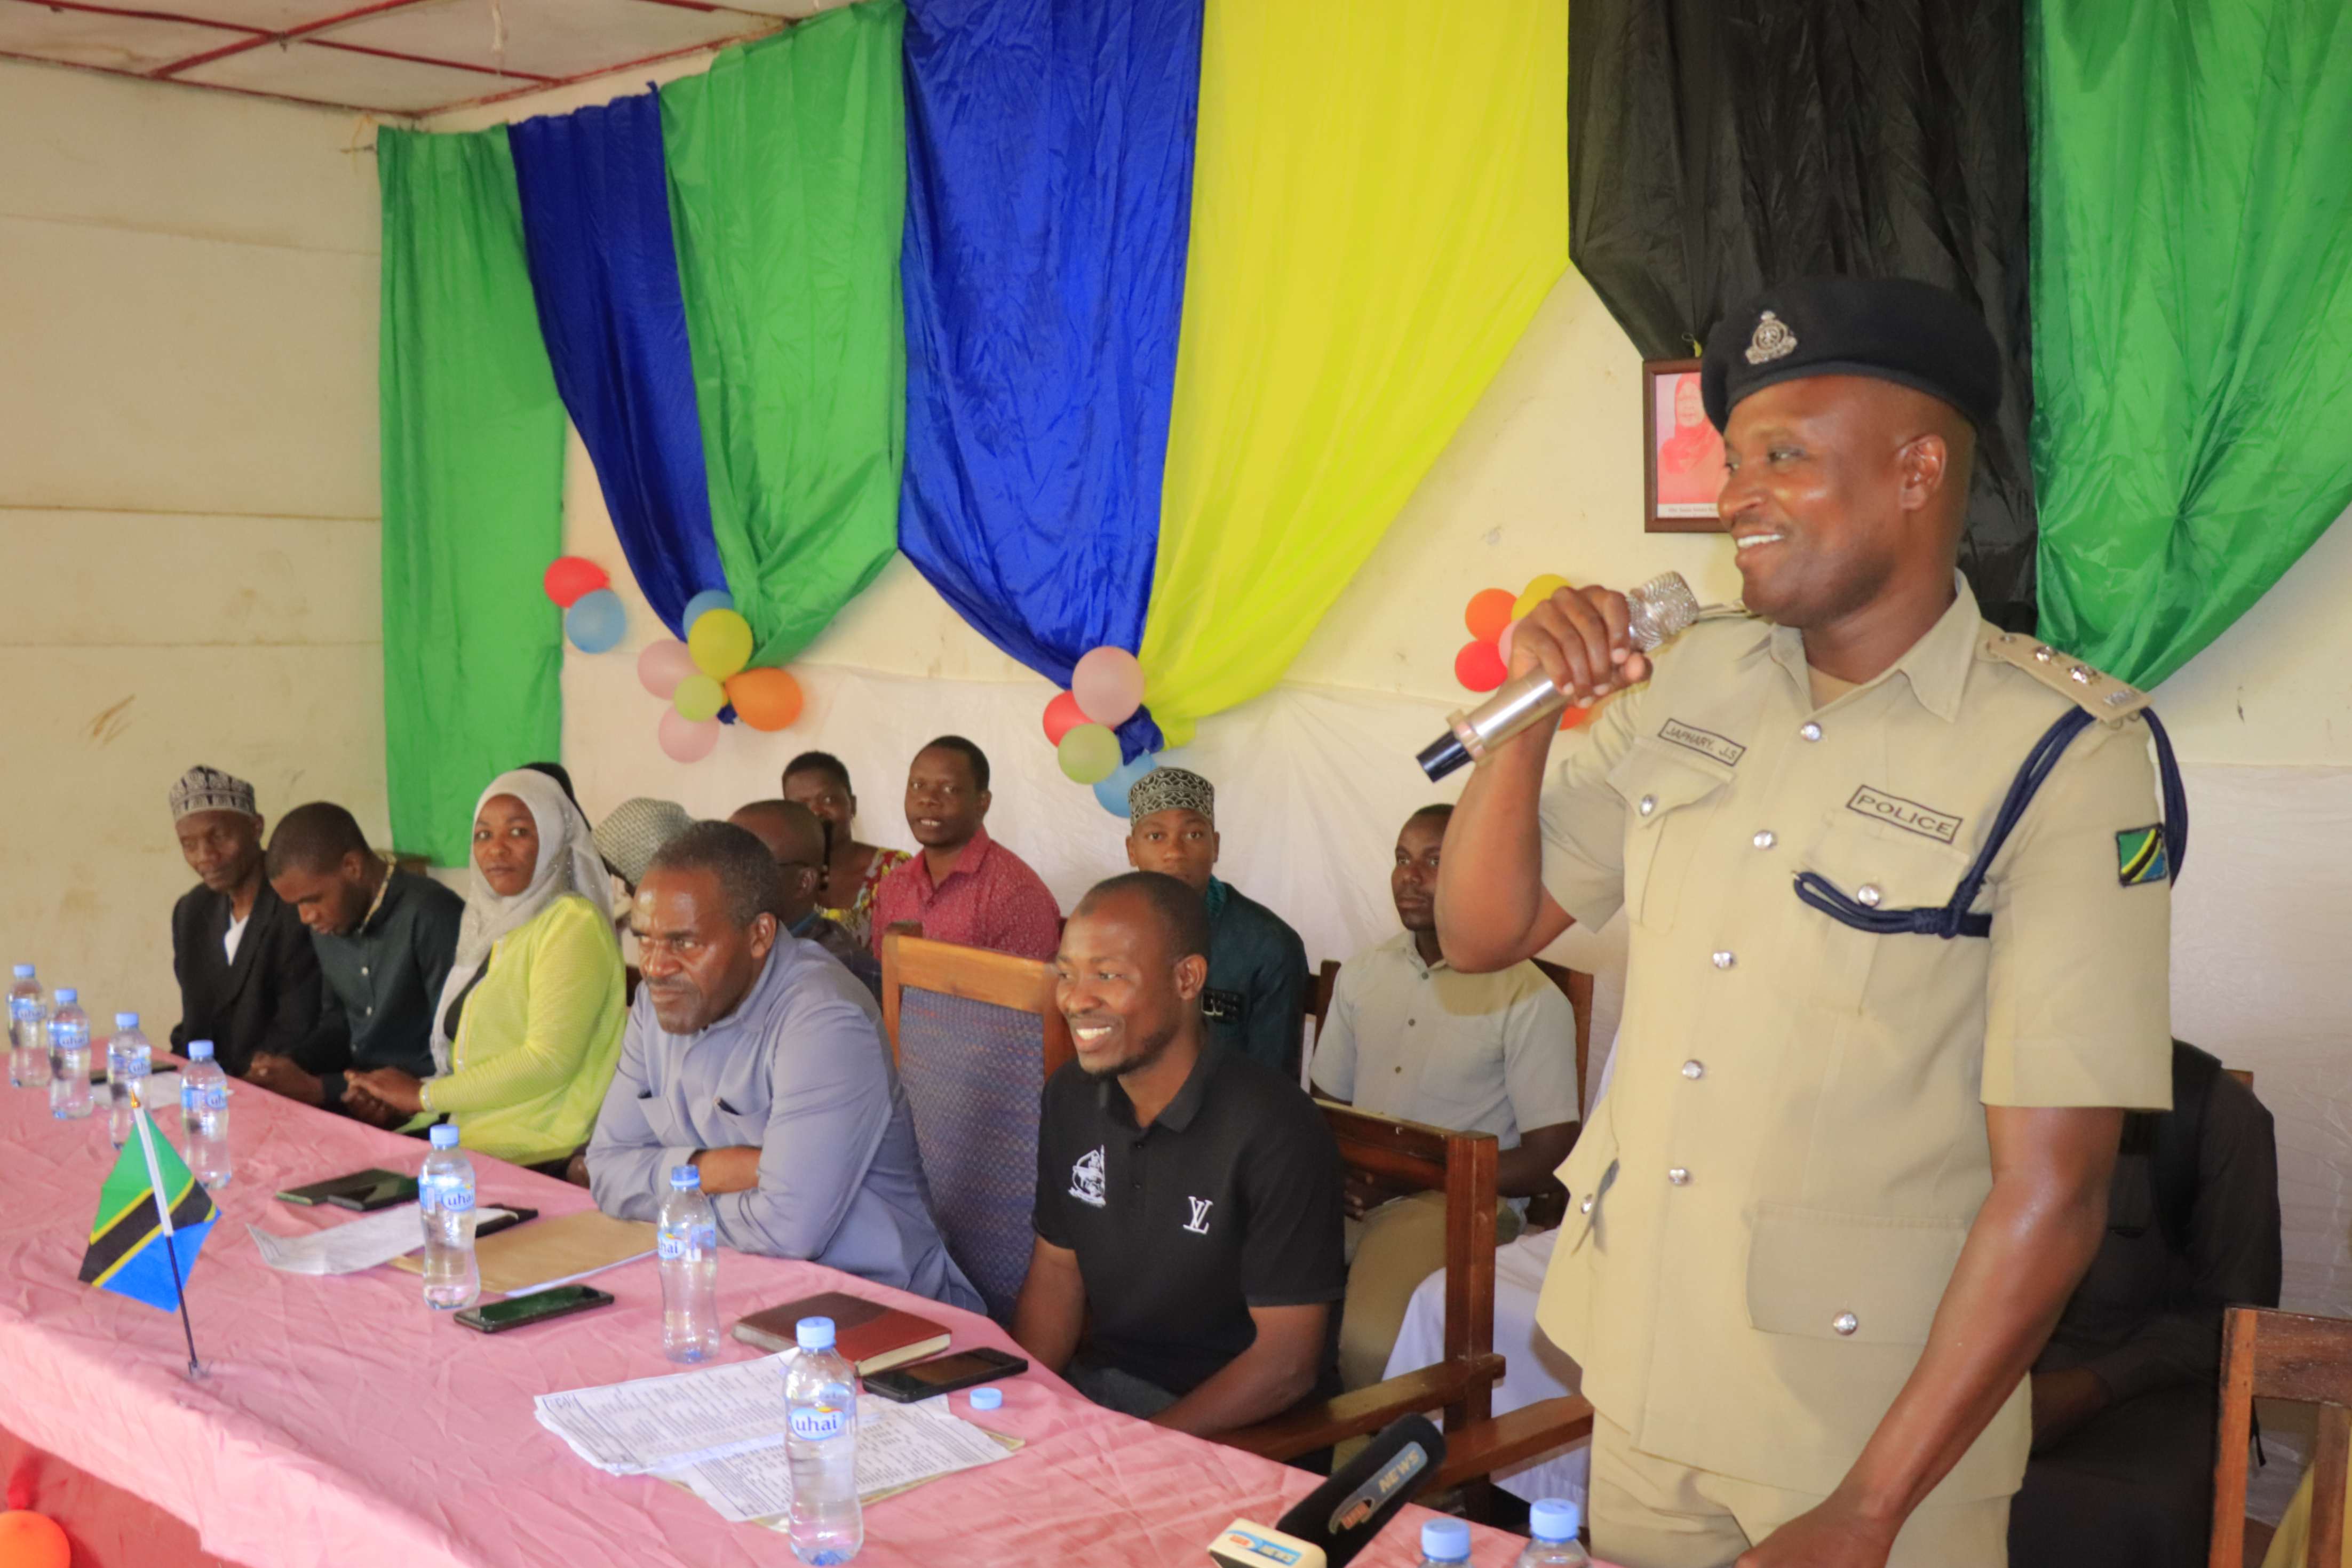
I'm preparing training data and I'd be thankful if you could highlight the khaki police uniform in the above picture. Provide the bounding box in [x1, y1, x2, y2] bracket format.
[1531, 578, 2173, 1565]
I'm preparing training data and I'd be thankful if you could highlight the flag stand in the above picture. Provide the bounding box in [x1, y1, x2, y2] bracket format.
[130, 1101, 203, 1379]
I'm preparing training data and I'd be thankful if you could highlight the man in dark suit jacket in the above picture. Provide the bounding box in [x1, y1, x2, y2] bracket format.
[167, 765, 319, 1078]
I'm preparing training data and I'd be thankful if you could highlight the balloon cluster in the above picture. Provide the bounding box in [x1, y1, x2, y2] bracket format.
[1457, 575, 1591, 731]
[635, 589, 804, 763]
[545, 556, 626, 653]
[1040, 647, 1164, 815]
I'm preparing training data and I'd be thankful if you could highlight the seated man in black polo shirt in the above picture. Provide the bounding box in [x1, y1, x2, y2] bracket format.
[1014, 871, 1346, 1437]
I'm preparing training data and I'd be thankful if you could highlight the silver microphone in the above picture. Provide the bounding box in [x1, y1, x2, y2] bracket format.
[1417, 571, 1701, 781]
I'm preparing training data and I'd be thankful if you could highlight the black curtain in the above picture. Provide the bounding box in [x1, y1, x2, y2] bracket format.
[1570, 0, 2037, 630]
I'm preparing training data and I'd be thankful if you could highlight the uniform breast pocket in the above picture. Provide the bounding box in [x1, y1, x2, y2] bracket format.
[1745, 1203, 1967, 1346]
[1606, 739, 1736, 930]
[1794, 812, 1976, 1009]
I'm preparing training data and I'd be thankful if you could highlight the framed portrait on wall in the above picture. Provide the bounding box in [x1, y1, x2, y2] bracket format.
[1644, 359, 1726, 533]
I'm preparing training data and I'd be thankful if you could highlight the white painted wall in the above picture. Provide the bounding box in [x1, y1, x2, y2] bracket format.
[0, 60, 385, 1030]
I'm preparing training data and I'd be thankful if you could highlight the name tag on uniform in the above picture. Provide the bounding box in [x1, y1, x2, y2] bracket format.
[1202, 987, 1244, 1023]
[1846, 785, 1963, 845]
[1658, 718, 1746, 768]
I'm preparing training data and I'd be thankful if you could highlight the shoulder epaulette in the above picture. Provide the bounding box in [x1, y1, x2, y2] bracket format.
[1982, 630, 2150, 721]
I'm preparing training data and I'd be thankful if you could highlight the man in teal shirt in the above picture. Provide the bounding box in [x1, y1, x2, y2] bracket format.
[1126, 769, 1309, 1079]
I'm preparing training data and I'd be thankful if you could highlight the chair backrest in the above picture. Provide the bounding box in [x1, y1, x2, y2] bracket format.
[1309, 959, 1341, 1035]
[880, 932, 1072, 1323]
[2211, 1307, 2352, 1568]
[1529, 958, 1593, 1109]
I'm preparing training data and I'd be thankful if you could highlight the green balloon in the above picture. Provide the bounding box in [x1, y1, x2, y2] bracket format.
[673, 673, 726, 722]
[1056, 723, 1122, 785]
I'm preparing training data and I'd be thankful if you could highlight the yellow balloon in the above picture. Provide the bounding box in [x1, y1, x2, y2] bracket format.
[1512, 573, 1571, 621]
[687, 608, 754, 679]
[672, 673, 725, 722]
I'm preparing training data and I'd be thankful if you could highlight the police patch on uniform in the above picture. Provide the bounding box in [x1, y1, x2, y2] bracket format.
[2116, 825, 2168, 886]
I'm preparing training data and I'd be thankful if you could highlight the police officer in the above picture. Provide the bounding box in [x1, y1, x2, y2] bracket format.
[1439, 277, 2176, 1567]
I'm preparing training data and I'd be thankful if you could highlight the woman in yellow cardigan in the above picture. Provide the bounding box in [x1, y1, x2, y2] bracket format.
[347, 769, 624, 1171]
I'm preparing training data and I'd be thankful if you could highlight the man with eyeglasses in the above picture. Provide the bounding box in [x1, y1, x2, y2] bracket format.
[730, 799, 881, 1000]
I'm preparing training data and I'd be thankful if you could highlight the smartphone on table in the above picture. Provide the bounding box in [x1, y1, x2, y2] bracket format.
[454, 1284, 615, 1334]
[863, 1347, 1029, 1404]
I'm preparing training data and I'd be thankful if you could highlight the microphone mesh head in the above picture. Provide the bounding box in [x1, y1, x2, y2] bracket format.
[1627, 571, 1701, 650]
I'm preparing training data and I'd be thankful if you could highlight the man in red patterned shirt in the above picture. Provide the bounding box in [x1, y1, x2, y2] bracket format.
[870, 736, 1062, 961]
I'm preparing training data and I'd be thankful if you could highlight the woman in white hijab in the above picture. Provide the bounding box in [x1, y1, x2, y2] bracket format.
[346, 769, 626, 1170]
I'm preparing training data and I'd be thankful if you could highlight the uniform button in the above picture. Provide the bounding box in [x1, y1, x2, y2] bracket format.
[1856, 884, 1882, 908]
[1681, 1060, 1704, 1080]
[1393, 1065, 1404, 1074]
[1579, 1195, 1595, 1215]
[361, 966, 370, 976]
[1711, 950, 1736, 969]
[1752, 830, 1776, 850]
[1667, 1167, 1690, 1186]
[1638, 794, 1657, 817]
[1799, 721, 1823, 742]
[1407, 1018, 1416, 1027]
[1833, 1312, 1860, 1336]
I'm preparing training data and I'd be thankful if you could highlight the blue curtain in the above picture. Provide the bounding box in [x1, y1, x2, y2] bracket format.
[510, 90, 724, 639]
[897, 0, 1202, 756]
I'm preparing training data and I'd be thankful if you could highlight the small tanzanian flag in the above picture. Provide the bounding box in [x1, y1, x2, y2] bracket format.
[78, 1108, 216, 1310]
[2116, 824, 2170, 887]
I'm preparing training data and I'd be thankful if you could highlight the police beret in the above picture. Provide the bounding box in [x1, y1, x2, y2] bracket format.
[1701, 276, 2002, 433]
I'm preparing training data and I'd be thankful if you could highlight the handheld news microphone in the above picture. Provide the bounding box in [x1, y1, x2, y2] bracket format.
[1206, 1414, 1448, 1568]
[1417, 572, 1702, 782]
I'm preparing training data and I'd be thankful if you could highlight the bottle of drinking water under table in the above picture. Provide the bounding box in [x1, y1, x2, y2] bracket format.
[417, 1124, 480, 1310]
[47, 990, 92, 1120]
[106, 1014, 153, 1148]
[1416, 1517, 1472, 1568]
[1513, 1498, 1591, 1566]
[657, 1164, 720, 1363]
[181, 1040, 233, 1188]
[783, 1316, 862, 1565]
[9, 966, 48, 1088]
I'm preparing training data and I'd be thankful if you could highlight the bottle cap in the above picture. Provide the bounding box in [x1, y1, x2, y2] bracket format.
[794, 1316, 836, 1351]
[55, 988, 76, 1005]
[1530, 1498, 1582, 1543]
[12, 965, 31, 980]
[670, 1165, 702, 1190]
[968, 1387, 1003, 1411]
[1420, 1518, 1470, 1562]
[189, 1040, 216, 1061]
[428, 1124, 460, 1149]
[115, 1013, 139, 1030]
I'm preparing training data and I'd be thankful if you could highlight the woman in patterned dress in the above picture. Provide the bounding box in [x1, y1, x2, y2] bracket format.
[781, 750, 909, 948]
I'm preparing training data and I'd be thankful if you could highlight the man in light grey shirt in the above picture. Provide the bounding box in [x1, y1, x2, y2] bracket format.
[587, 822, 980, 1312]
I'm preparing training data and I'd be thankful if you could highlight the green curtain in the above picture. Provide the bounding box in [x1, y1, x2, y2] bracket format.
[378, 127, 566, 866]
[661, 1, 907, 669]
[2031, 0, 2352, 687]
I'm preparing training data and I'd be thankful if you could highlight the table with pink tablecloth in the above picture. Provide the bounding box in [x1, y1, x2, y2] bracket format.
[0, 1068, 1530, 1567]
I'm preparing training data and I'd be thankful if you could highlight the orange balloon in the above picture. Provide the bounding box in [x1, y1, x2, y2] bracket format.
[0, 1511, 69, 1568]
[724, 667, 804, 733]
[1463, 587, 1515, 644]
[1559, 703, 1592, 730]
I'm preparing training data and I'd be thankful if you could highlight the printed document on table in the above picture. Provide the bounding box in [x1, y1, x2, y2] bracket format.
[669, 1396, 1015, 1524]
[246, 1205, 515, 1276]
[536, 1354, 800, 1476]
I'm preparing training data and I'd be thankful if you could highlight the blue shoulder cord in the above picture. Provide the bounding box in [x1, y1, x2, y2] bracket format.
[1793, 709, 2188, 940]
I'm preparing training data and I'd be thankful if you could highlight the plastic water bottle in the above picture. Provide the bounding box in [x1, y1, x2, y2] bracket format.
[657, 1165, 720, 1363]
[1416, 1517, 1471, 1567]
[106, 1014, 152, 1148]
[181, 1040, 232, 1187]
[1513, 1498, 1591, 1566]
[783, 1316, 862, 1564]
[417, 1124, 480, 1310]
[9, 966, 48, 1088]
[47, 990, 92, 1120]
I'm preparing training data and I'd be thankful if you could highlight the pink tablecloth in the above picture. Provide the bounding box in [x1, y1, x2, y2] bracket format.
[0, 1069, 1525, 1567]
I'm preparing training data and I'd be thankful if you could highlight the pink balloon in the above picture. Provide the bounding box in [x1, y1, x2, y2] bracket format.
[657, 706, 720, 763]
[637, 639, 699, 700]
[1071, 646, 1145, 727]
[1496, 618, 1516, 669]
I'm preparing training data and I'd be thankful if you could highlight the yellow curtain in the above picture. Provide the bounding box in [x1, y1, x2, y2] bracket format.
[1137, 0, 1568, 744]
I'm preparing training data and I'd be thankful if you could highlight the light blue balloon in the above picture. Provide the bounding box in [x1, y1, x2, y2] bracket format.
[681, 588, 734, 632]
[565, 588, 626, 654]
[1093, 749, 1160, 817]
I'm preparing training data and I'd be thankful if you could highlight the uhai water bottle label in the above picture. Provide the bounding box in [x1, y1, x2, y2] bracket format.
[789, 1403, 849, 1442]
[658, 1229, 687, 1261]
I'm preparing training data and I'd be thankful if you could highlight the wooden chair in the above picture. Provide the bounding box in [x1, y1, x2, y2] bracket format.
[879, 932, 1074, 1323]
[2212, 1307, 2352, 1568]
[1221, 1102, 1593, 1492]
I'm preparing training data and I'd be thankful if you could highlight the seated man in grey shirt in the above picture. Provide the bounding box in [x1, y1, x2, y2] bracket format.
[586, 821, 980, 1312]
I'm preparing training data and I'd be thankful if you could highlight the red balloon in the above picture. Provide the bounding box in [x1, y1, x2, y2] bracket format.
[1042, 690, 1088, 746]
[542, 556, 610, 608]
[1558, 703, 1592, 730]
[1464, 587, 1515, 643]
[1455, 640, 1508, 693]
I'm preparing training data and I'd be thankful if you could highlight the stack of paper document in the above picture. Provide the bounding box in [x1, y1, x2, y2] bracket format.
[393, 1209, 653, 1297]
[535, 1357, 1014, 1524]
[246, 1205, 516, 1277]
